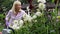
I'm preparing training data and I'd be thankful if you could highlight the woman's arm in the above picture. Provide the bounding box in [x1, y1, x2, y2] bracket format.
[5, 10, 11, 26]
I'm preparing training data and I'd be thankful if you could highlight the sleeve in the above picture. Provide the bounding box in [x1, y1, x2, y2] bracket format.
[5, 10, 11, 26]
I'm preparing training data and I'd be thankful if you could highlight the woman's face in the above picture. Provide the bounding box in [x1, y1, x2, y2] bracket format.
[15, 4, 21, 11]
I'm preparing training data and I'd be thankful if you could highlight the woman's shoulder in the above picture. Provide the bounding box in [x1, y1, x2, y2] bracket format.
[21, 10, 25, 12]
[20, 9, 26, 13]
[9, 10, 12, 12]
[8, 10, 13, 13]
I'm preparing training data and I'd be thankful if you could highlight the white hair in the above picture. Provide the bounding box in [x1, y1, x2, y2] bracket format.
[11, 1, 21, 13]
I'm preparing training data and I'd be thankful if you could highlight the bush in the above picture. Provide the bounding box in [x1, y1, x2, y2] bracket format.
[0, 14, 5, 24]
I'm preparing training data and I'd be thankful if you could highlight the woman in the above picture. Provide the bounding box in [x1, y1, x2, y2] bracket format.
[5, 1, 26, 34]
[5, 1, 26, 27]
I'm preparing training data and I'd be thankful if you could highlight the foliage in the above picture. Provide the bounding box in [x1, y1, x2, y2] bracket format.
[0, 14, 5, 24]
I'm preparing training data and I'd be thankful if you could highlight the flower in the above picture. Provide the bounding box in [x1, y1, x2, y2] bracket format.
[23, 14, 28, 22]
[26, 6, 30, 15]
[19, 20, 24, 27]
[26, 15, 32, 22]
[57, 16, 60, 19]
[0, 23, 1, 25]
[50, 30, 55, 33]
[37, 0, 46, 3]
[26, 6, 30, 11]
[12, 25, 20, 30]
[12, 24, 19, 29]
[32, 15, 37, 19]
[23, 14, 32, 22]
[11, 23, 20, 30]
[27, 15, 32, 22]
[34, 20, 38, 22]
[38, 3, 46, 10]
[9, 20, 24, 30]
[35, 11, 42, 17]
[37, 9, 40, 12]
[23, 13, 27, 19]
[14, 20, 19, 24]
[56, 16, 60, 22]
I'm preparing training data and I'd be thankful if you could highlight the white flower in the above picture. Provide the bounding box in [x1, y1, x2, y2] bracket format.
[16, 27, 20, 29]
[50, 30, 55, 33]
[38, 3, 46, 10]
[23, 14, 32, 22]
[26, 6, 30, 11]
[23, 13, 27, 19]
[37, 0, 46, 3]
[37, 9, 40, 12]
[23, 18, 28, 22]
[26, 15, 32, 22]
[26, 6, 30, 15]
[13, 20, 18, 24]
[11, 24, 20, 30]
[9, 20, 24, 30]
[12, 24, 18, 29]
[0, 23, 1, 25]
[23, 13, 28, 21]
[19, 20, 24, 27]
[32, 12, 42, 19]
[28, 17, 32, 22]
[35, 11, 42, 16]
[32, 15, 37, 19]
[34, 20, 38, 22]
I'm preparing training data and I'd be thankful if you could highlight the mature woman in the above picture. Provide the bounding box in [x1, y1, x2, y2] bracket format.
[5, 1, 26, 33]
[5, 1, 26, 27]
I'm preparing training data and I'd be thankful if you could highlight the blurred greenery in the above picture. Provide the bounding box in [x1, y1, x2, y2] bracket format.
[0, 26, 4, 32]
[0, 14, 5, 24]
